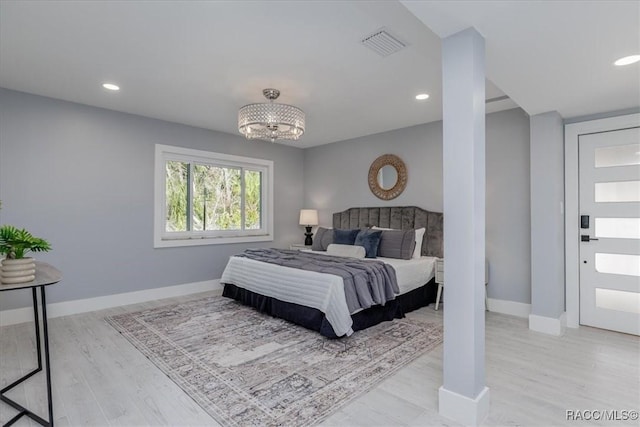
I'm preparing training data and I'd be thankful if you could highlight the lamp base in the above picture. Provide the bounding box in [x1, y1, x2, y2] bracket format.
[304, 226, 313, 246]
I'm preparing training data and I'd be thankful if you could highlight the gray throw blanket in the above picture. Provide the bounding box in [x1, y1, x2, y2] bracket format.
[236, 248, 399, 313]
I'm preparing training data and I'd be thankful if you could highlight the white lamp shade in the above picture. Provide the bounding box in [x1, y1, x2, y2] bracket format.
[299, 209, 318, 226]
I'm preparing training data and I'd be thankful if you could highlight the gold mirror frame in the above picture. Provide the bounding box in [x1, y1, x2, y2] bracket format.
[368, 154, 407, 200]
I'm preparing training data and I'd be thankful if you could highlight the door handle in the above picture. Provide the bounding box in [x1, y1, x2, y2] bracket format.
[581, 235, 599, 242]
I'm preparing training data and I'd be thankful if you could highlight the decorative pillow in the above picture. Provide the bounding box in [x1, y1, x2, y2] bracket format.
[354, 229, 383, 258]
[326, 244, 366, 259]
[311, 227, 333, 251]
[333, 228, 360, 245]
[373, 226, 425, 259]
[413, 227, 426, 258]
[377, 229, 416, 260]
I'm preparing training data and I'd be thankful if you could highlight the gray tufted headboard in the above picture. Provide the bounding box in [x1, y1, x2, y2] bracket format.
[332, 206, 443, 258]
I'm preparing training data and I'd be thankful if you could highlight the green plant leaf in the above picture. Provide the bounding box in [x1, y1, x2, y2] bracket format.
[0, 225, 51, 259]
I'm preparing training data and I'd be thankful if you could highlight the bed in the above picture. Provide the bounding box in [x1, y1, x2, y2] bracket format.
[221, 206, 443, 338]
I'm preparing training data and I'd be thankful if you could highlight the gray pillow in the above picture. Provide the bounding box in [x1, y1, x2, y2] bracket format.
[377, 229, 416, 260]
[311, 227, 333, 251]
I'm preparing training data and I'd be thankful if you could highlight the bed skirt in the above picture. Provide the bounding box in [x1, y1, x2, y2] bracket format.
[221, 278, 437, 338]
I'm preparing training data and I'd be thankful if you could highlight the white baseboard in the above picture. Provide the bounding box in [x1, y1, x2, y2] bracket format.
[529, 312, 566, 336]
[439, 385, 490, 426]
[0, 279, 222, 327]
[487, 297, 531, 318]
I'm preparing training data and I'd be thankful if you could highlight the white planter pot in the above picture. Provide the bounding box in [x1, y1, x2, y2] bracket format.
[1, 257, 36, 284]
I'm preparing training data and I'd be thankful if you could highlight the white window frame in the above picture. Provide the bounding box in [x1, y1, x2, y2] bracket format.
[154, 144, 274, 248]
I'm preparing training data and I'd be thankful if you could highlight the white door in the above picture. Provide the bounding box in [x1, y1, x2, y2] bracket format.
[579, 127, 640, 335]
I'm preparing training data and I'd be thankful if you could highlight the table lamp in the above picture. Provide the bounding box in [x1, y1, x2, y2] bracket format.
[299, 209, 318, 246]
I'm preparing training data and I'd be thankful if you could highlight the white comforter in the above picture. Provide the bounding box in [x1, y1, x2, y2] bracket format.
[220, 253, 436, 337]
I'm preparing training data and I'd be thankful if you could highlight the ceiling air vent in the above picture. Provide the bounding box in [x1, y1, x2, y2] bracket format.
[361, 28, 407, 57]
[486, 95, 510, 104]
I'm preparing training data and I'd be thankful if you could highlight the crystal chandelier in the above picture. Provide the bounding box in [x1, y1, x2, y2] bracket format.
[238, 89, 305, 142]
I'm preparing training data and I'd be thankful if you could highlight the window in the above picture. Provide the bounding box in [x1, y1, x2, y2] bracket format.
[154, 144, 273, 248]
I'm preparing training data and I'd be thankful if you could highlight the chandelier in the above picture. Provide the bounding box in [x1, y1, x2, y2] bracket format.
[238, 89, 305, 142]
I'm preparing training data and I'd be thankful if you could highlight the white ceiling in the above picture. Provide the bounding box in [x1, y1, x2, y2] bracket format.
[0, 1, 638, 148]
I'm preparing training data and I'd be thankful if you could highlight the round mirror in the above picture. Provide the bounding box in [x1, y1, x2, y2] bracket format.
[377, 165, 398, 190]
[368, 154, 407, 200]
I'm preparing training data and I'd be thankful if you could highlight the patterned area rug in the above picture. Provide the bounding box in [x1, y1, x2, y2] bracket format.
[106, 296, 442, 427]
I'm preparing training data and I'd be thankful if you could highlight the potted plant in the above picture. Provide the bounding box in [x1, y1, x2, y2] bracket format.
[0, 225, 51, 284]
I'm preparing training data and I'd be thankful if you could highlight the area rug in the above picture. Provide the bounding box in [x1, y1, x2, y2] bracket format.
[105, 296, 442, 427]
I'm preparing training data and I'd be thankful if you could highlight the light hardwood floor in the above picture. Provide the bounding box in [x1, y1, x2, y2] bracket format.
[1, 291, 638, 426]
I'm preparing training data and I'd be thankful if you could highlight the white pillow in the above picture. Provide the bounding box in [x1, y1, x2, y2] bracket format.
[413, 227, 426, 259]
[373, 226, 426, 259]
[326, 244, 366, 259]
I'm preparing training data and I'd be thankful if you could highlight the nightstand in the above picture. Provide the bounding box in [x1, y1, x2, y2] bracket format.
[435, 258, 445, 310]
[434, 258, 489, 311]
[290, 243, 312, 251]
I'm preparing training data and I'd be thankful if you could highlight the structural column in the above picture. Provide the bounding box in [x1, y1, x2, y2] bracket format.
[529, 111, 566, 335]
[440, 27, 490, 426]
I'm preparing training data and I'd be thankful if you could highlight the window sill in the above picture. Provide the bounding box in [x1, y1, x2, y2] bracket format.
[154, 234, 273, 248]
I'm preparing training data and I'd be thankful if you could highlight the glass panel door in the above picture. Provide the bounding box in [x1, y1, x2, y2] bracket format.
[579, 126, 640, 335]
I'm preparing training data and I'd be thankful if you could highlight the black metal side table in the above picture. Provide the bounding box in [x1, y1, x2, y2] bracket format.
[1, 262, 61, 427]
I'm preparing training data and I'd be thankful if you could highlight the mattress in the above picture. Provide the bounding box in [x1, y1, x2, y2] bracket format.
[311, 250, 436, 294]
[220, 252, 437, 337]
[366, 256, 436, 294]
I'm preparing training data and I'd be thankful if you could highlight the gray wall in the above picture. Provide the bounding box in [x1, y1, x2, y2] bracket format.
[485, 109, 532, 304]
[0, 89, 532, 310]
[530, 111, 565, 318]
[304, 108, 532, 304]
[0, 89, 304, 310]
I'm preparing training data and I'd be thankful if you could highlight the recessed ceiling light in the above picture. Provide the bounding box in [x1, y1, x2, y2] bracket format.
[614, 55, 640, 66]
[102, 83, 120, 91]
[415, 93, 429, 100]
